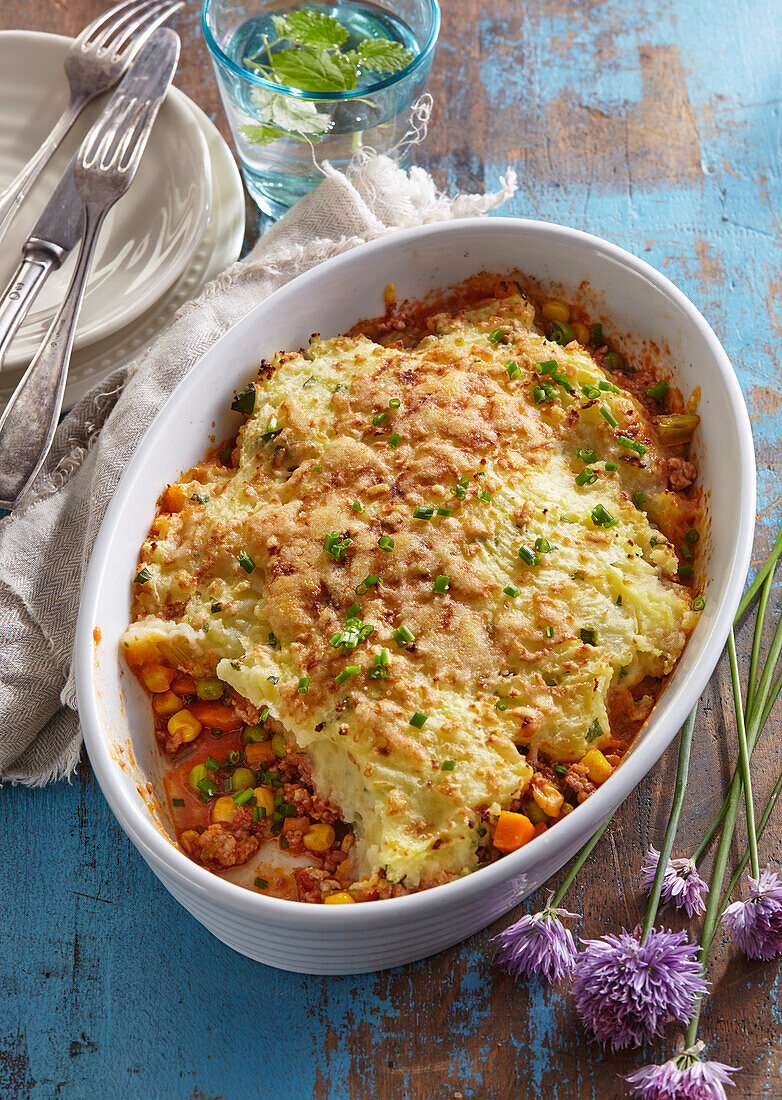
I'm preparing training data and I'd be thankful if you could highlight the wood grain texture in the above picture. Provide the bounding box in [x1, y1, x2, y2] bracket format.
[2, 0, 782, 1097]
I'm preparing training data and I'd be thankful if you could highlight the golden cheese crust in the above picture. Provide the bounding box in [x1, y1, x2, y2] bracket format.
[122, 291, 698, 888]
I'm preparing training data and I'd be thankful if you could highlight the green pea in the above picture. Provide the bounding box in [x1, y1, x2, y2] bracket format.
[196, 676, 224, 701]
[603, 350, 626, 372]
[231, 767, 256, 791]
[188, 764, 207, 791]
[242, 724, 271, 744]
[546, 320, 577, 346]
[271, 732, 287, 759]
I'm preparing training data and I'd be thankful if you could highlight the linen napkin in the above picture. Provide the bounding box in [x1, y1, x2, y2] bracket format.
[0, 153, 517, 785]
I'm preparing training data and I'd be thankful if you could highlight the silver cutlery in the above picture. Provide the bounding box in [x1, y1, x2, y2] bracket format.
[0, 0, 182, 248]
[0, 158, 83, 371]
[0, 28, 180, 511]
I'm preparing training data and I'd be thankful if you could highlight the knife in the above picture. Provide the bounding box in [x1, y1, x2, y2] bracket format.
[0, 157, 83, 371]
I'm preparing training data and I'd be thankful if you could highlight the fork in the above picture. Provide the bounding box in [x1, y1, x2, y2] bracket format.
[0, 0, 183, 247]
[0, 29, 181, 511]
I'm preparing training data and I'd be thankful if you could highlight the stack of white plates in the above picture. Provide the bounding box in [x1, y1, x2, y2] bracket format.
[0, 31, 245, 410]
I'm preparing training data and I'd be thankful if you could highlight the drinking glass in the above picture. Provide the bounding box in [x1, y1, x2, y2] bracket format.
[202, 0, 440, 221]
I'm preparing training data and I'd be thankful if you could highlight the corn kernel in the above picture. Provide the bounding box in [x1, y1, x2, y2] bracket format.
[180, 829, 200, 851]
[303, 823, 336, 853]
[324, 892, 355, 905]
[582, 749, 613, 785]
[212, 795, 237, 824]
[152, 691, 181, 717]
[341, 833, 354, 852]
[167, 709, 202, 742]
[142, 664, 175, 693]
[573, 321, 591, 345]
[253, 788, 275, 818]
[532, 781, 564, 818]
[541, 299, 570, 324]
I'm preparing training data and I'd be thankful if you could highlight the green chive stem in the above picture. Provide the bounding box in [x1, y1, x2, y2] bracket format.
[549, 815, 614, 909]
[719, 768, 782, 914]
[735, 524, 782, 621]
[640, 707, 698, 942]
[746, 556, 775, 714]
[728, 629, 759, 879]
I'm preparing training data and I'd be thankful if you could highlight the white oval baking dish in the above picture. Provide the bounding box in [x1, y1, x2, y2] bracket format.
[75, 217, 755, 974]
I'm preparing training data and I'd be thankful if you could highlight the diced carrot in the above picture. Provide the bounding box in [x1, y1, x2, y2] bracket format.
[245, 741, 277, 767]
[532, 821, 548, 838]
[492, 811, 535, 853]
[188, 700, 242, 730]
[282, 816, 311, 836]
[170, 672, 197, 696]
[161, 483, 187, 513]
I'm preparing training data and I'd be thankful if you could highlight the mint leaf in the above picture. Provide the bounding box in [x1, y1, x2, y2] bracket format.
[245, 87, 331, 142]
[272, 45, 356, 92]
[273, 10, 348, 49]
[354, 37, 413, 74]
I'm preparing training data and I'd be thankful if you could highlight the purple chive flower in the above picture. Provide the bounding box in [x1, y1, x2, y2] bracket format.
[572, 927, 707, 1050]
[641, 846, 709, 918]
[722, 865, 782, 960]
[625, 1040, 738, 1099]
[492, 893, 579, 983]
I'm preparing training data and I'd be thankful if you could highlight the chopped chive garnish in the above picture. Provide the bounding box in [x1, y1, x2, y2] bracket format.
[389, 398, 401, 408]
[388, 432, 401, 448]
[553, 763, 568, 775]
[238, 552, 255, 574]
[591, 504, 619, 529]
[686, 529, 700, 544]
[410, 712, 428, 728]
[577, 448, 598, 464]
[551, 372, 575, 394]
[413, 505, 435, 520]
[204, 755, 220, 771]
[693, 596, 705, 611]
[261, 416, 281, 441]
[646, 380, 669, 402]
[534, 537, 551, 554]
[231, 384, 255, 414]
[600, 406, 618, 428]
[352, 501, 363, 513]
[587, 718, 603, 741]
[545, 626, 554, 638]
[260, 707, 270, 722]
[378, 535, 395, 551]
[220, 445, 233, 465]
[476, 824, 487, 837]
[505, 360, 521, 380]
[496, 700, 508, 711]
[581, 384, 601, 400]
[681, 544, 694, 562]
[197, 777, 218, 799]
[190, 493, 209, 504]
[488, 329, 509, 345]
[454, 476, 470, 499]
[678, 563, 694, 578]
[518, 545, 540, 566]
[313, 463, 322, 472]
[441, 759, 455, 771]
[392, 625, 415, 646]
[356, 574, 380, 595]
[233, 788, 254, 806]
[538, 360, 558, 374]
[324, 532, 352, 561]
[575, 468, 598, 486]
[477, 488, 492, 503]
[368, 648, 390, 679]
[372, 411, 387, 425]
[580, 628, 597, 646]
[504, 583, 521, 597]
[591, 323, 603, 345]
[599, 380, 621, 394]
[134, 567, 151, 584]
[434, 575, 450, 594]
[172, 797, 185, 807]
[210, 601, 222, 613]
[346, 602, 361, 617]
[616, 594, 622, 606]
[335, 666, 360, 685]
[437, 506, 453, 516]
[297, 676, 310, 694]
[254, 878, 268, 890]
[633, 491, 646, 509]
[605, 461, 618, 472]
[617, 436, 648, 457]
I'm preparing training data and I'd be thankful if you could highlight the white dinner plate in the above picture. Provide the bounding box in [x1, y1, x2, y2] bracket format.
[0, 31, 212, 368]
[0, 98, 246, 411]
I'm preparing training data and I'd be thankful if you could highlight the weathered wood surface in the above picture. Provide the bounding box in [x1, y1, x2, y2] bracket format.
[3, 1, 782, 1097]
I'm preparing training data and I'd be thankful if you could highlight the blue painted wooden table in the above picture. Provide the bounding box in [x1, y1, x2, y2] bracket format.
[3, 1, 782, 1097]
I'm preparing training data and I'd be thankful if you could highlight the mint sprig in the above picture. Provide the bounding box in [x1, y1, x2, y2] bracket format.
[241, 7, 415, 147]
